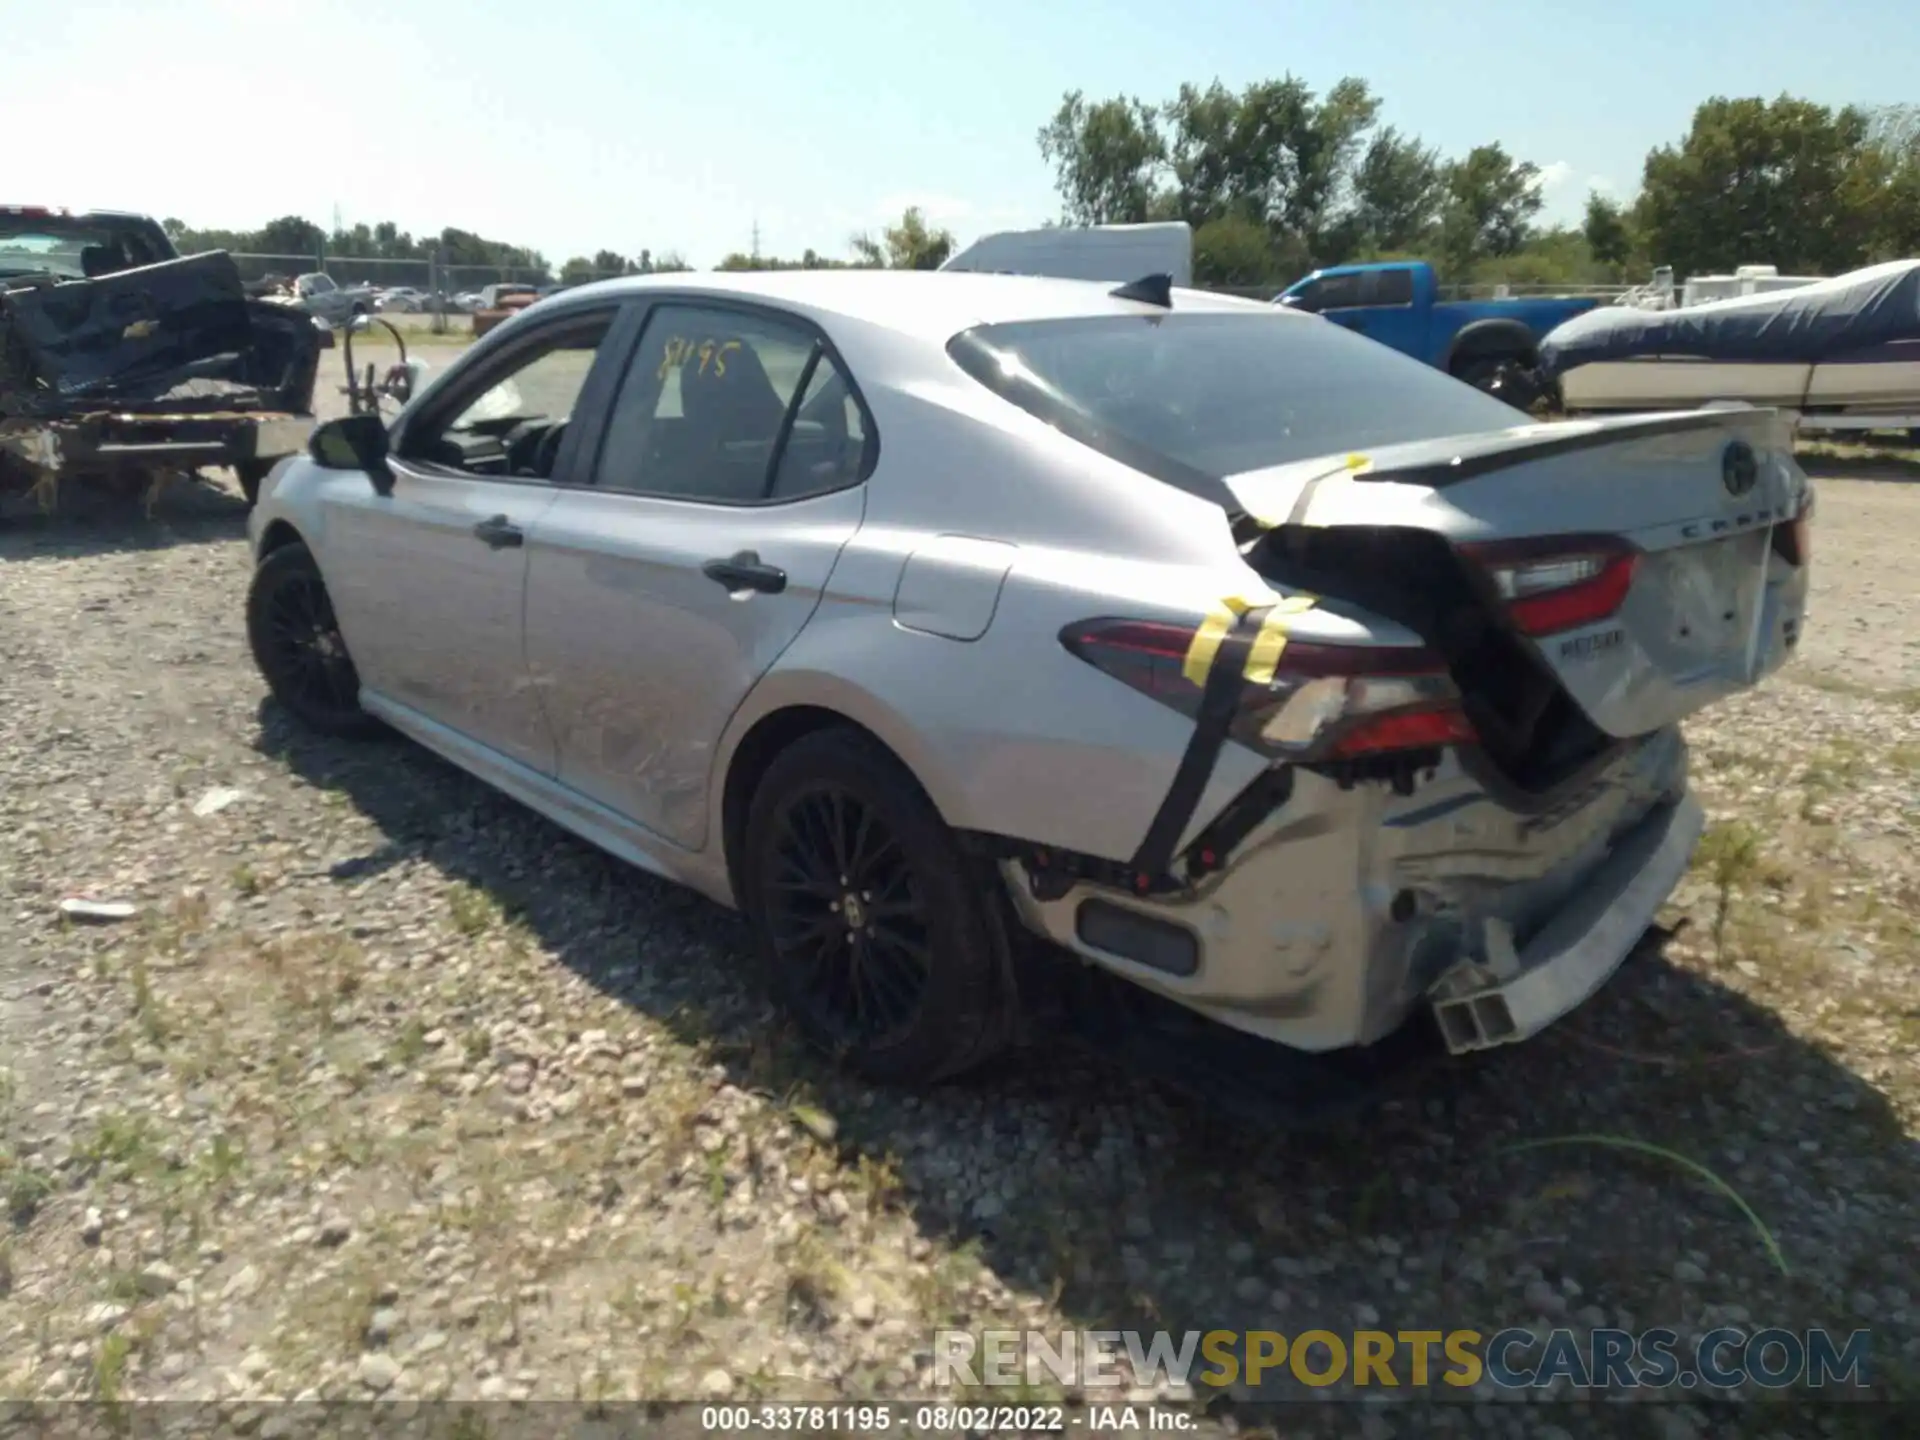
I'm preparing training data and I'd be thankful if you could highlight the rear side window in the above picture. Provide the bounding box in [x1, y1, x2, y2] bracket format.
[594, 303, 870, 504]
[946, 311, 1518, 489]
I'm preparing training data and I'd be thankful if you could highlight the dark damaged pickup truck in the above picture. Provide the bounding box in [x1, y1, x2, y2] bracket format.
[0, 207, 326, 507]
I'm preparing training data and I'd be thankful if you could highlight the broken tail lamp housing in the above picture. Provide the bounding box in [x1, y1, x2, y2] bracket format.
[1774, 488, 1814, 567]
[1060, 620, 1477, 761]
[1458, 534, 1640, 638]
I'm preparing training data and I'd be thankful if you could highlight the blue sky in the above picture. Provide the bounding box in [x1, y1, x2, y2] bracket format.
[12, 0, 1914, 268]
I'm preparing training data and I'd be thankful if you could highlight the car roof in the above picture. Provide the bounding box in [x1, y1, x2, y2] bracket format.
[1, 205, 158, 221]
[542, 268, 1288, 342]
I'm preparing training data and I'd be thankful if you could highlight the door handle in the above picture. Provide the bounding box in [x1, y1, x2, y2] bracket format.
[473, 514, 523, 549]
[702, 551, 787, 595]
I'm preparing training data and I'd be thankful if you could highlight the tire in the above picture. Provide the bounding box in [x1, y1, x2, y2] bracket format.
[234, 459, 271, 506]
[1452, 356, 1510, 392]
[245, 541, 382, 738]
[740, 727, 1012, 1084]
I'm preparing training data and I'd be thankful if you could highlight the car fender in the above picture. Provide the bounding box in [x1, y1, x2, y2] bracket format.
[710, 660, 974, 843]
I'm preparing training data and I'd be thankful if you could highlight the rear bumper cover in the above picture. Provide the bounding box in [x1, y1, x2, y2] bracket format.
[1427, 792, 1703, 1054]
[1004, 731, 1695, 1056]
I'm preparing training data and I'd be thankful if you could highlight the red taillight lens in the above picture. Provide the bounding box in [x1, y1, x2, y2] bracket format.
[1461, 536, 1641, 638]
[1060, 621, 1478, 760]
[1324, 706, 1480, 758]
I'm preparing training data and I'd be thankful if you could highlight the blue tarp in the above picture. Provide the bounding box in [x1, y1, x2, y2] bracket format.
[1536, 259, 1920, 378]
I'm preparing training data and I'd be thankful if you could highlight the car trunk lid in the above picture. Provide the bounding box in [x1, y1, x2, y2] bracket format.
[1225, 408, 1812, 773]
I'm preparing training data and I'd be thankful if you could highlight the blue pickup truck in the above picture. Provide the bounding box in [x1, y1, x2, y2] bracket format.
[1275, 260, 1601, 400]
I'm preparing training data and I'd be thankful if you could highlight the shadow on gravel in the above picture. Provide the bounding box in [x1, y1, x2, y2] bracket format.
[256, 701, 1914, 1406]
[0, 474, 249, 559]
[1797, 447, 1920, 485]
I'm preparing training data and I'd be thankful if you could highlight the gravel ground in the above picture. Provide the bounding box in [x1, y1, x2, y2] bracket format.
[0, 423, 1916, 1438]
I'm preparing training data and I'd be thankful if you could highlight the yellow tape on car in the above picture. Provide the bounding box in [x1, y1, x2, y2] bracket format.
[1181, 594, 1319, 689]
[1239, 453, 1372, 531]
[1242, 595, 1319, 685]
[1181, 596, 1252, 687]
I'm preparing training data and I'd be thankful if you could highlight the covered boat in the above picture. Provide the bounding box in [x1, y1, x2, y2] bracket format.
[1538, 259, 1920, 421]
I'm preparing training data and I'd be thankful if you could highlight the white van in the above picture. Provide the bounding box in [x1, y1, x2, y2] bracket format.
[940, 222, 1193, 288]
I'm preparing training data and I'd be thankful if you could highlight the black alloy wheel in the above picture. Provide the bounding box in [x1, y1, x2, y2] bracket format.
[763, 780, 932, 1050]
[742, 727, 1011, 1084]
[245, 541, 381, 738]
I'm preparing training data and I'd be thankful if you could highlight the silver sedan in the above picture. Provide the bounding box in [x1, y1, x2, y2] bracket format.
[244, 269, 1813, 1094]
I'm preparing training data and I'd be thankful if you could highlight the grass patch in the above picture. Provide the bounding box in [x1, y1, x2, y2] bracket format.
[1503, 1135, 1787, 1276]
[446, 881, 500, 937]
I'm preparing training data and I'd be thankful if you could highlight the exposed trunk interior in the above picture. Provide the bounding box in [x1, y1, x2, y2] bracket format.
[1245, 523, 1617, 793]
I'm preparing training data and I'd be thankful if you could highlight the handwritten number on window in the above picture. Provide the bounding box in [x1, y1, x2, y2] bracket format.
[657, 336, 742, 382]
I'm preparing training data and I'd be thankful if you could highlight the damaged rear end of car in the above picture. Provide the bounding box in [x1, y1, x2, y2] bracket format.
[0, 250, 322, 505]
[950, 306, 1812, 1070]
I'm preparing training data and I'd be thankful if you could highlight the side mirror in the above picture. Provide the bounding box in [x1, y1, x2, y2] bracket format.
[309, 414, 396, 496]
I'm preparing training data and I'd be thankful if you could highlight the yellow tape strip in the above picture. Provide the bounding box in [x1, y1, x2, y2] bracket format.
[1242, 595, 1319, 686]
[1240, 455, 1373, 531]
[1181, 595, 1252, 687]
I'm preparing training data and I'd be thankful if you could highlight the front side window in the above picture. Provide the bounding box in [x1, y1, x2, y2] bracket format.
[404, 312, 614, 479]
[594, 303, 869, 503]
[948, 311, 1519, 488]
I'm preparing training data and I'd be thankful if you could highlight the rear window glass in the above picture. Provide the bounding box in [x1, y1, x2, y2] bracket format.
[947, 311, 1519, 487]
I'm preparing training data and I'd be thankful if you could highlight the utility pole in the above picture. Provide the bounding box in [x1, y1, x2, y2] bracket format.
[751, 218, 761, 264]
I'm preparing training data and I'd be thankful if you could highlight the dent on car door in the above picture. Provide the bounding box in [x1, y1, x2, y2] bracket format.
[320, 306, 631, 774]
[522, 300, 872, 851]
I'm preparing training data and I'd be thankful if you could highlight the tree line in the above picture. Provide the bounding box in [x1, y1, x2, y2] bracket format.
[160, 206, 958, 284]
[165, 89, 1920, 291]
[1037, 80, 1920, 288]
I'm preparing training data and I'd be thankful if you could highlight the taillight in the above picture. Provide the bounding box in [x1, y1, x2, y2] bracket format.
[1774, 490, 1814, 567]
[1060, 619, 1477, 761]
[1460, 535, 1640, 637]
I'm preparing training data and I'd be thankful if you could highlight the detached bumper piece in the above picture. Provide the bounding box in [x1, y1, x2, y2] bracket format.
[1428, 793, 1704, 1055]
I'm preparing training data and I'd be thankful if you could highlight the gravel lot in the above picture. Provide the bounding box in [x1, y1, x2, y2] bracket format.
[1, 383, 1916, 1435]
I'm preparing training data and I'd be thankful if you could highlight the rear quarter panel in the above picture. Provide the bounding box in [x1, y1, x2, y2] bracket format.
[712, 336, 1280, 862]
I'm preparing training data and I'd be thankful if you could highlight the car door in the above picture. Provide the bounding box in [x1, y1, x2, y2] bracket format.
[320, 303, 633, 776]
[522, 298, 872, 852]
[1350, 267, 1423, 355]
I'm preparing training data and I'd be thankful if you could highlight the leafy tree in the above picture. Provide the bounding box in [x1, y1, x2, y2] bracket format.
[1037, 91, 1167, 225]
[1435, 145, 1542, 279]
[1864, 104, 1920, 260]
[1349, 128, 1444, 253]
[849, 206, 956, 270]
[1634, 96, 1881, 277]
[1191, 214, 1278, 286]
[1582, 192, 1633, 270]
[256, 215, 326, 258]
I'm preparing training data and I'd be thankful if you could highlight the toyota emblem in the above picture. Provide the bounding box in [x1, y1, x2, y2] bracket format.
[1722, 440, 1759, 497]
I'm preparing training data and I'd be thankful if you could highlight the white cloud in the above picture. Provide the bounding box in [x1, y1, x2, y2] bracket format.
[1536, 160, 1575, 191]
[1587, 175, 1620, 195]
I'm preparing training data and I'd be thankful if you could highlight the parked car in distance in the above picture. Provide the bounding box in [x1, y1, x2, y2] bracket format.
[245, 270, 1813, 1107]
[276, 272, 379, 326]
[478, 283, 538, 309]
[376, 287, 428, 313]
[1275, 260, 1603, 398]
